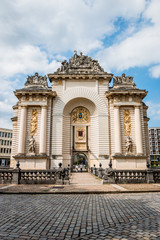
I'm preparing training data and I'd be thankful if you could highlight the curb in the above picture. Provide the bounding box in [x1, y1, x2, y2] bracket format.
[1, 190, 160, 194]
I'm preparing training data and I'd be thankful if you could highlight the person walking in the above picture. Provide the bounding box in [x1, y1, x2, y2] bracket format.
[75, 165, 78, 172]
[80, 164, 83, 172]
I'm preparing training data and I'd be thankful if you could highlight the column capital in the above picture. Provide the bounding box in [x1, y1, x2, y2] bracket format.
[41, 106, 47, 109]
[20, 105, 27, 109]
[114, 105, 119, 109]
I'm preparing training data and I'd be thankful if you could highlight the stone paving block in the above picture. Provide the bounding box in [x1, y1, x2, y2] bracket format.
[0, 193, 160, 239]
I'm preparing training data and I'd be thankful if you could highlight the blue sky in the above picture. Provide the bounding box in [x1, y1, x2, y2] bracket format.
[0, 0, 160, 128]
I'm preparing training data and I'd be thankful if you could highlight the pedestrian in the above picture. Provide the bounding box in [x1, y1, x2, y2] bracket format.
[75, 165, 78, 172]
[80, 164, 83, 172]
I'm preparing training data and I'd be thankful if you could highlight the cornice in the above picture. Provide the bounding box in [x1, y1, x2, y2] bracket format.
[48, 74, 113, 82]
[106, 89, 148, 99]
[11, 116, 18, 122]
[14, 90, 57, 99]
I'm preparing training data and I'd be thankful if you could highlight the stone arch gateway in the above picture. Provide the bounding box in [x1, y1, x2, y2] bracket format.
[11, 52, 150, 170]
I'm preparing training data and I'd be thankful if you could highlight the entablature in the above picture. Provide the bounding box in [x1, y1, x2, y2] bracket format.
[48, 74, 113, 82]
[14, 89, 56, 99]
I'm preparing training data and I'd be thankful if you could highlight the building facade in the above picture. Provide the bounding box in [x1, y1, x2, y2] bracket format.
[0, 128, 12, 167]
[10, 52, 150, 170]
[149, 127, 160, 166]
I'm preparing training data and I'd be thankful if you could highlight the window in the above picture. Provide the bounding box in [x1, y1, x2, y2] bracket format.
[78, 131, 83, 137]
[4, 140, 6, 145]
[7, 141, 9, 145]
[10, 141, 12, 146]
[2, 132, 4, 137]
[1, 140, 3, 145]
[8, 133, 10, 138]
[0, 148, 3, 153]
[0, 132, 1, 137]
[11, 133, 12, 138]
[5, 133, 7, 137]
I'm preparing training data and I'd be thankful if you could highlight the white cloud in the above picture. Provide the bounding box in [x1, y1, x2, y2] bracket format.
[0, 45, 61, 78]
[149, 64, 160, 78]
[96, 0, 160, 73]
[0, 0, 159, 128]
[146, 101, 160, 122]
[0, 0, 146, 54]
[0, 79, 18, 129]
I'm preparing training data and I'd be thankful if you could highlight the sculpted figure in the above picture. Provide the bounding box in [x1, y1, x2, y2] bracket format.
[28, 136, 36, 154]
[126, 136, 132, 154]
[30, 109, 38, 136]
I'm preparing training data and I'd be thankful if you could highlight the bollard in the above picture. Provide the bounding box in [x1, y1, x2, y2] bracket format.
[12, 160, 21, 184]
[109, 161, 112, 168]
[68, 164, 71, 175]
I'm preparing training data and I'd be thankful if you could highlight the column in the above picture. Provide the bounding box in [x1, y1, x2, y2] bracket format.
[18, 106, 27, 154]
[39, 106, 47, 154]
[135, 106, 143, 154]
[114, 106, 121, 154]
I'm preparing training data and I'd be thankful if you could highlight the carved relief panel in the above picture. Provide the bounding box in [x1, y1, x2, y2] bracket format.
[123, 109, 131, 136]
[30, 109, 38, 136]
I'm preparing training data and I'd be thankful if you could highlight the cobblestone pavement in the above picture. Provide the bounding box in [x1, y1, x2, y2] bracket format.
[0, 193, 160, 239]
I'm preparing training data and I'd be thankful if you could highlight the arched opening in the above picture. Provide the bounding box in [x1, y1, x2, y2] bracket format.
[62, 97, 98, 169]
[73, 152, 88, 171]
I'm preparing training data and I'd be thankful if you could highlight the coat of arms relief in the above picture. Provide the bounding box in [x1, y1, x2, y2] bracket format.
[71, 107, 90, 124]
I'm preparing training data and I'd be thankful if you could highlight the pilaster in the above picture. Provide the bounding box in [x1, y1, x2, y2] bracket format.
[135, 106, 143, 155]
[39, 106, 47, 154]
[114, 106, 121, 154]
[18, 106, 27, 154]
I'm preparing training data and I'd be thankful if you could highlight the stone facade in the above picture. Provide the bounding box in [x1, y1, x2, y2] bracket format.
[11, 52, 150, 170]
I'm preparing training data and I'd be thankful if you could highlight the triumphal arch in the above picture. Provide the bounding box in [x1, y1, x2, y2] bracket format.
[10, 51, 150, 170]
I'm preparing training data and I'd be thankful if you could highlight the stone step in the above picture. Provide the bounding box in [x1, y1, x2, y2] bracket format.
[70, 172, 102, 185]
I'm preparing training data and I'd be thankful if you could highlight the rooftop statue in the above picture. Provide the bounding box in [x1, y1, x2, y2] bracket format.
[113, 73, 136, 89]
[25, 72, 48, 88]
[54, 50, 105, 75]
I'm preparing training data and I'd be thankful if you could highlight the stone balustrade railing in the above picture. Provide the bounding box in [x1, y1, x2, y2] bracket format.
[20, 170, 57, 184]
[0, 169, 13, 184]
[0, 164, 160, 184]
[0, 163, 70, 185]
[114, 170, 147, 183]
[90, 165, 160, 184]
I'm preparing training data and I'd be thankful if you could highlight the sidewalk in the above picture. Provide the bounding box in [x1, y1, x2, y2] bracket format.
[1, 172, 160, 194]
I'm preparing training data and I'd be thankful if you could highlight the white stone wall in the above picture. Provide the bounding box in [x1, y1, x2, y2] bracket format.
[110, 103, 115, 155]
[140, 105, 146, 155]
[46, 99, 52, 158]
[51, 79, 110, 168]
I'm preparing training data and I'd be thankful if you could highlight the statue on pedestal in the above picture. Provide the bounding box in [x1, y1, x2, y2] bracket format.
[28, 136, 36, 154]
[126, 136, 132, 154]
